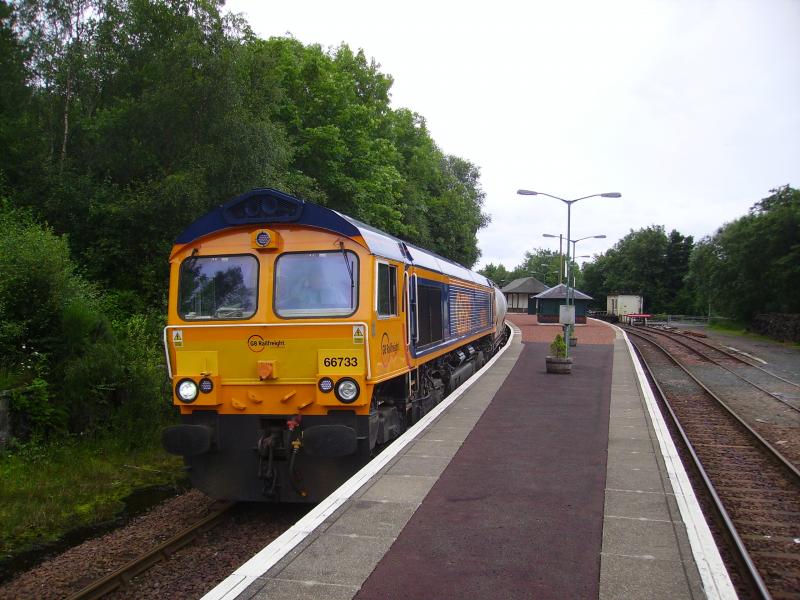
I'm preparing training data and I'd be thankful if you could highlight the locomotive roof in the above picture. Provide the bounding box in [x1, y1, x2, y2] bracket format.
[175, 188, 492, 286]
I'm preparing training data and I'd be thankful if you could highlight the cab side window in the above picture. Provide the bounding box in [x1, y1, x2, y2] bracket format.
[377, 263, 397, 317]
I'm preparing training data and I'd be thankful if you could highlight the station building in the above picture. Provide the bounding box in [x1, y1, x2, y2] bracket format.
[535, 283, 593, 324]
[500, 277, 548, 313]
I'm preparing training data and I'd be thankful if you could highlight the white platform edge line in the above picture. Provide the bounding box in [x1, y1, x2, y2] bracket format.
[614, 325, 736, 600]
[201, 326, 517, 600]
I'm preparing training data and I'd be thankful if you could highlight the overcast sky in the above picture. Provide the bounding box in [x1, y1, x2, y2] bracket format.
[225, 0, 800, 270]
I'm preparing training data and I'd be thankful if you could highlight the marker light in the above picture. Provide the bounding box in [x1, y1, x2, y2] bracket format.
[318, 377, 334, 393]
[176, 379, 199, 403]
[199, 378, 214, 394]
[255, 231, 271, 247]
[335, 378, 360, 403]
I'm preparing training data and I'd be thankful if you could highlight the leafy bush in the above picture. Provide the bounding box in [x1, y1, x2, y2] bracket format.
[0, 202, 171, 443]
[8, 378, 64, 440]
[549, 334, 567, 358]
[109, 313, 173, 443]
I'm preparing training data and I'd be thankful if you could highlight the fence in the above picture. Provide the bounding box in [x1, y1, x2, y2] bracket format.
[588, 312, 713, 327]
[652, 315, 710, 326]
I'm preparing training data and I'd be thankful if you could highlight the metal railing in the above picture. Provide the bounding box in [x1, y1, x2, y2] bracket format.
[588, 312, 716, 327]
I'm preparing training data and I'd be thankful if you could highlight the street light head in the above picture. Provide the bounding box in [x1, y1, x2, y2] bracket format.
[600, 192, 621, 198]
[594, 235, 607, 239]
[542, 233, 558, 238]
[517, 189, 538, 196]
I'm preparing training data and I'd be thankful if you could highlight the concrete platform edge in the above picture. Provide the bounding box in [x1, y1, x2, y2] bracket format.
[200, 325, 521, 600]
[613, 324, 736, 600]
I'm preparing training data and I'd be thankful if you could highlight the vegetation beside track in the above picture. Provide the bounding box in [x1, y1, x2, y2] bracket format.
[708, 319, 800, 348]
[0, 435, 184, 559]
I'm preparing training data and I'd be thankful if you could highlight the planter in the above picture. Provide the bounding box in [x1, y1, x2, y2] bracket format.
[569, 336, 578, 347]
[545, 356, 573, 374]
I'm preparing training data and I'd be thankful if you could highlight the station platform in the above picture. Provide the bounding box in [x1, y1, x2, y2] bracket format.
[204, 318, 734, 600]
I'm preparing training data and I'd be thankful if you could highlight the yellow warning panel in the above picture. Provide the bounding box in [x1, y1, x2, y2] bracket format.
[175, 351, 219, 376]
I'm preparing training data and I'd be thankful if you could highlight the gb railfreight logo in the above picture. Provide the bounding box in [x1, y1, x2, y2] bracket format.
[380, 332, 399, 367]
[248, 335, 286, 352]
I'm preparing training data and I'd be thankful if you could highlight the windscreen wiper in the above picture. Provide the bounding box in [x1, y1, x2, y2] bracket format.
[339, 241, 355, 308]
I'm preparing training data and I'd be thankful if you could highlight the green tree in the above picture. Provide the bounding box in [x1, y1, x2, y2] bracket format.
[692, 186, 800, 321]
[251, 37, 488, 265]
[664, 230, 694, 313]
[684, 237, 719, 316]
[0, 0, 47, 189]
[580, 225, 692, 313]
[426, 156, 488, 267]
[581, 256, 608, 308]
[9, 0, 294, 302]
[3, 0, 490, 301]
[479, 263, 511, 287]
[507, 248, 562, 286]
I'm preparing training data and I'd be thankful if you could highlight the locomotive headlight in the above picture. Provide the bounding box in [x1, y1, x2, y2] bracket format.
[176, 378, 199, 403]
[334, 378, 360, 403]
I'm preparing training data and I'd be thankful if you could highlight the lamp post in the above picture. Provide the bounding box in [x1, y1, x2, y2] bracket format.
[543, 233, 564, 284]
[569, 235, 606, 263]
[568, 235, 606, 304]
[546, 270, 559, 287]
[535, 265, 558, 287]
[539, 263, 550, 285]
[518, 190, 621, 357]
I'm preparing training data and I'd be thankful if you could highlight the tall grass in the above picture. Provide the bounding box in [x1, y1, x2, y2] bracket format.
[0, 435, 185, 556]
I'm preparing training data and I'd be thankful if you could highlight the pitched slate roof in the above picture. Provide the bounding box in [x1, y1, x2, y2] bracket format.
[534, 283, 593, 301]
[501, 277, 548, 295]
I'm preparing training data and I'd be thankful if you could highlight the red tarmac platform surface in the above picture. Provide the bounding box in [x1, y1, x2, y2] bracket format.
[356, 319, 614, 599]
[510, 313, 616, 345]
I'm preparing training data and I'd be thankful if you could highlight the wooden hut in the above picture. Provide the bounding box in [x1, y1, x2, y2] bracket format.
[501, 277, 549, 313]
[534, 284, 593, 324]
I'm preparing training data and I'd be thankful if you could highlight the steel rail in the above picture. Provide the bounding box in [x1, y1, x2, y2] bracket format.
[625, 328, 800, 480]
[66, 501, 236, 600]
[643, 325, 800, 388]
[626, 325, 800, 416]
[628, 335, 773, 599]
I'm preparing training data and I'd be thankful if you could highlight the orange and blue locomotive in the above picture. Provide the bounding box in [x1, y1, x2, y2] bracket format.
[162, 188, 507, 502]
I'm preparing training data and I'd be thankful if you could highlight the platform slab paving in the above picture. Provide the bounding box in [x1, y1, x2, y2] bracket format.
[237, 331, 525, 600]
[599, 332, 706, 600]
[235, 325, 708, 600]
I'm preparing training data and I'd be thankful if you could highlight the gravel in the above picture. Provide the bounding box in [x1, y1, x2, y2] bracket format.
[0, 490, 307, 600]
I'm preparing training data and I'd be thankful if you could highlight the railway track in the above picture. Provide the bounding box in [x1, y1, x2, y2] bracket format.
[66, 501, 236, 600]
[623, 325, 800, 468]
[641, 325, 800, 414]
[625, 329, 800, 599]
